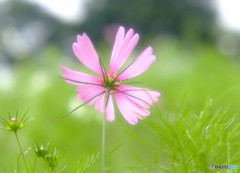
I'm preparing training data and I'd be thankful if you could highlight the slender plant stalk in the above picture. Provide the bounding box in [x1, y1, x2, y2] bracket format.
[102, 110, 106, 173]
[102, 88, 110, 173]
[32, 155, 37, 173]
[14, 131, 29, 173]
[41, 157, 53, 173]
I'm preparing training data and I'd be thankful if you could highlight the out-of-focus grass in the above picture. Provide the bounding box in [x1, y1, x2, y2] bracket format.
[130, 97, 240, 172]
[0, 40, 240, 172]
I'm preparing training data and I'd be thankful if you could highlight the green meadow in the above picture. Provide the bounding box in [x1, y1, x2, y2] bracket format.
[0, 38, 240, 172]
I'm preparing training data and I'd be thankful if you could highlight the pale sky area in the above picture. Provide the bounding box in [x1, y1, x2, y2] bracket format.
[22, 0, 88, 23]
[29, 0, 240, 32]
[0, 0, 239, 31]
[216, 0, 240, 32]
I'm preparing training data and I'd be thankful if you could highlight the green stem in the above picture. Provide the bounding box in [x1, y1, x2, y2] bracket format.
[102, 112, 106, 173]
[41, 157, 53, 173]
[32, 155, 37, 173]
[102, 88, 110, 173]
[14, 131, 29, 173]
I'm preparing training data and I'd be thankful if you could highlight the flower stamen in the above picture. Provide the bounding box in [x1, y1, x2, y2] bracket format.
[104, 73, 118, 89]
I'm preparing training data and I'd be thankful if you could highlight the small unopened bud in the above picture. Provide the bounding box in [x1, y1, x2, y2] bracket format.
[0, 110, 30, 132]
[7, 117, 24, 131]
[35, 144, 48, 157]
[34, 143, 61, 171]
[45, 153, 58, 170]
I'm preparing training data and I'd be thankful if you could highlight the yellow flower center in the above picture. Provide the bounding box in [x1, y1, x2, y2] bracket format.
[104, 73, 118, 89]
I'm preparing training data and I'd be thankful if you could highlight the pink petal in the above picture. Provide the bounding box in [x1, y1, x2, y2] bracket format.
[114, 92, 150, 125]
[109, 26, 139, 76]
[77, 85, 106, 106]
[116, 85, 160, 109]
[106, 94, 115, 121]
[117, 47, 155, 81]
[73, 33, 103, 76]
[60, 65, 103, 85]
[95, 93, 105, 112]
[94, 92, 115, 121]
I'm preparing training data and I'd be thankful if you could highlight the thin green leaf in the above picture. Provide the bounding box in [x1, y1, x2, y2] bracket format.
[59, 91, 105, 119]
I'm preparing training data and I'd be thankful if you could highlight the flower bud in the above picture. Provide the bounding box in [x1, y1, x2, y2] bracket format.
[35, 144, 48, 158]
[34, 143, 60, 171]
[0, 110, 30, 132]
[7, 118, 24, 131]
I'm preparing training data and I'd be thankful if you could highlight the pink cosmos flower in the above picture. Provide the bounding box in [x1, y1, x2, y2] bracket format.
[61, 26, 160, 125]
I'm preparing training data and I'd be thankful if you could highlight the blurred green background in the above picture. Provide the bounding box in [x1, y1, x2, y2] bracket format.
[0, 0, 240, 172]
